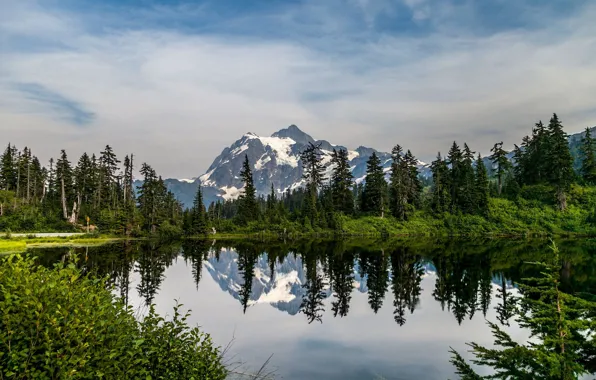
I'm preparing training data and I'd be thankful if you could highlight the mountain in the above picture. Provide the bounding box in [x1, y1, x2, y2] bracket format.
[165, 125, 429, 207]
[204, 249, 368, 315]
[157, 124, 595, 208]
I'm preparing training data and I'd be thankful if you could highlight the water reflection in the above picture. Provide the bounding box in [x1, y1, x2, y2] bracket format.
[30, 238, 596, 328]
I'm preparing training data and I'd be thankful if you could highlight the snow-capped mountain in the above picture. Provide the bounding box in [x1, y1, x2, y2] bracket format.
[205, 249, 368, 315]
[168, 125, 430, 207]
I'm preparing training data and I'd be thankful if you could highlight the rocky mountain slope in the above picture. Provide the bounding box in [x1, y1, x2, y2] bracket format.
[154, 124, 595, 208]
[164, 125, 429, 207]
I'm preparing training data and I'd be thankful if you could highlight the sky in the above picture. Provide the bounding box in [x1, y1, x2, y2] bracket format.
[1, 0, 596, 178]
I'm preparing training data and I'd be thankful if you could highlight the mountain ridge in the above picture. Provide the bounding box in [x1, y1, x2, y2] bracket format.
[157, 124, 595, 208]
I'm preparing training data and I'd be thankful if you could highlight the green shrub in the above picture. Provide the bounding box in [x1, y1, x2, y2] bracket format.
[0, 255, 227, 380]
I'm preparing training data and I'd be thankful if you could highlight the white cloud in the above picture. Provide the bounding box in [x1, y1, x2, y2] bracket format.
[1, 0, 596, 178]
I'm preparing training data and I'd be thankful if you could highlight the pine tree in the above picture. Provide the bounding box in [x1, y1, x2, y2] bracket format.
[237, 155, 258, 224]
[330, 149, 354, 215]
[361, 152, 387, 217]
[474, 154, 489, 215]
[301, 143, 326, 223]
[547, 114, 574, 210]
[55, 150, 74, 220]
[98, 145, 121, 211]
[75, 153, 94, 217]
[191, 185, 207, 235]
[460, 143, 476, 214]
[580, 127, 596, 185]
[447, 142, 464, 211]
[389, 144, 407, 220]
[490, 142, 511, 196]
[430, 153, 451, 213]
[404, 150, 422, 208]
[450, 243, 596, 379]
[0, 144, 17, 191]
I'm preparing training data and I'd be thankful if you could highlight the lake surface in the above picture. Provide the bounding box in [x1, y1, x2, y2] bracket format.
[29, 238, 596, 379]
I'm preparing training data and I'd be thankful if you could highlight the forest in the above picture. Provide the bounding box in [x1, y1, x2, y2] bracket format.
[2, 113, 596, 237]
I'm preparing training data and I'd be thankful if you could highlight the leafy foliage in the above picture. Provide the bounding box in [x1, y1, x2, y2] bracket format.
[0, 255, 227, 380]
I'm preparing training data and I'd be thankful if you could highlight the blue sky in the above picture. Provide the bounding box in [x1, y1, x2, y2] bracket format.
[1, 0, 595, 177]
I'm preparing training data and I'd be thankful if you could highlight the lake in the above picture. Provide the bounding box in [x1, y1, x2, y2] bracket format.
[28, 238, 596, 379]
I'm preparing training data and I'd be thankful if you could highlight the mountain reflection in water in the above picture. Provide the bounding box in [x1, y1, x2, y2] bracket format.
[29, 238, 596, 380]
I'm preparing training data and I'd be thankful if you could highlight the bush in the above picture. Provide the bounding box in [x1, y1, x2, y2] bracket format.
[0, 255, 227, 380]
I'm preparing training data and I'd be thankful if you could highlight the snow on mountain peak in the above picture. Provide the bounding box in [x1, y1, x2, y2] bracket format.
[165, 125, 432, 207]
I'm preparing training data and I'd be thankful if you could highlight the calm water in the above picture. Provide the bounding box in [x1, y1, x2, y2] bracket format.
[29, 238, 596, 379]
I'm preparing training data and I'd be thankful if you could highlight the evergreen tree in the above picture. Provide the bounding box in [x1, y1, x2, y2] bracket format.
[330, 149, 354, 215]
[98, 145, 121, 211]
[580, 127, 596, 185]
[460, 143, 476, 214]
[361, 152, 387, 217]
[236, 155, 259, 224]
[191, 185, 207, 235]
[301, 143, 326, 223]
[389, 144, 407, 220]
[474, 154, 490, 215]
[430, 153, 451, 213]
[547, 114, 574, 210]
[450, 243, 596, 379]
[447, 142, 464, 211]
[489, 142, 511, 196]
[55, 150, 74, 220]
[0, 144, 17, 191]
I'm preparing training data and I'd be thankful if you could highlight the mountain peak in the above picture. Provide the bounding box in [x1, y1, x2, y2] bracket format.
[271, 125, 315, 145]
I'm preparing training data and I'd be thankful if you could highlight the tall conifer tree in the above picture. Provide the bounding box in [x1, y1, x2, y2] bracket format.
[489, 142, 511, 196]
[547, 113, 574, 210]
[237, 155, 258, 224]
[362, 152, 387, 217]
[580, 127, 596, 184]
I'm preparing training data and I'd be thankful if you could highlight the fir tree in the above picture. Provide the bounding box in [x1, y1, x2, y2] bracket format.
[474, 154, 489, 215]
[389, 144, 407, 220]
[489, 142, 511, 196]
[237, 155, 258, 224]
[191, 185, 207, 235]
[0, 144, 17, 191]
[450, 243, 596, 379]
[301, 143, 326, 223]
[547, 114, 574, 210]
[430, 153, 451, 213]
[447, 142, 464, 211]
[55, 149, 74, 220]
[330, 149, 354, 215]
[361, 152, 387, 217]
[580, 127, 596, 185]
[460, 143, 476, 214]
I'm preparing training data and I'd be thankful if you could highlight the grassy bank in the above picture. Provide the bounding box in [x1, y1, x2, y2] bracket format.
[204, 197, 596, 239]
[0, 234, 123, 252]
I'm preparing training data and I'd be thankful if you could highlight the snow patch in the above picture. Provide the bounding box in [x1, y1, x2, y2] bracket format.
[179, 178, 196, 183]
[347, 150, 360, 161]
[254, 154, 272, 170]
[219, 186, 243, 201]
[250, 269, 301, 305]
[230, 144, 249, 156]
[258, 136, 298, 167]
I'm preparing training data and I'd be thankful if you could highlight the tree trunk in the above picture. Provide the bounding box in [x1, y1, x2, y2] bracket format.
[26, 159, 30, 203]
[557, 188, 567, 211]
[61, 177, 68, 219]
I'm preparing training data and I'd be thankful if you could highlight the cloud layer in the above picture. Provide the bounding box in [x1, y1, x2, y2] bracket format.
[1, 0, 595, 178]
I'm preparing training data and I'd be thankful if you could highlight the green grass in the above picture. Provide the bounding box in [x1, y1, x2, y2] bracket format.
[0, 240, 26, 253]
[204, 196, 596, 239]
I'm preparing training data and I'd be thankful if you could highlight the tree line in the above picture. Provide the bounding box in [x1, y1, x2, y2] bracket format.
[191, 113, 593, 234]
[0, 145, 183, 235]
[3, 113, 594, 234]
